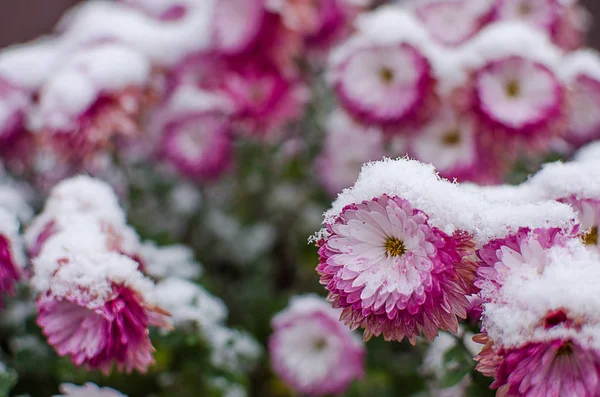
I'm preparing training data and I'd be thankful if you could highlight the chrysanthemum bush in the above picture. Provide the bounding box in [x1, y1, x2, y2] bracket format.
[0, 0, 600, 396]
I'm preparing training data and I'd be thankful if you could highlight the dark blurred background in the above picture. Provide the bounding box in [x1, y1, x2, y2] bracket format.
[0, 0, 600, 49]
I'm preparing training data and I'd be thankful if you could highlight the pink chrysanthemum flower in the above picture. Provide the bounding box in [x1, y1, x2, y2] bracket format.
[317, 194, 477, 343]
[37, 43, 154, 160]
[269, 295, 364, 396]
[33, 236, 169, 374]
[415, 0, 493, 46]
[0, 208, 26, 305]
[492, 0, 560, 32]
[408, 106, 490, 183]
[474, 238, 600, 396]
[560, 51, 600, 147]
[473, 56, 566, 144]
[558, 196, 600, 249]
[161, 112, 233, 181]
[55, 382, 127, 397]
[475, 227, 571, 300]
[317, 110, 384, 196]
[171, 54, 308, 135]
[332, 42, 437, 126]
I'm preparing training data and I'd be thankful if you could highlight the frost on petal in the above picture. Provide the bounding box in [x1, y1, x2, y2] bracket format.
[269, 295, 364, 395]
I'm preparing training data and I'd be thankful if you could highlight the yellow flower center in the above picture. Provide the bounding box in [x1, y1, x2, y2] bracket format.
[583, 226, 599, 246]
[519, 2, 533, 16]
[556, 341, 574, 357]
[313, 337, 328, 351]
[441, 129, 461, 146]
[379, 67, 395, 85]
[385, 237, 406, 257]
[505, 80, 521, 98]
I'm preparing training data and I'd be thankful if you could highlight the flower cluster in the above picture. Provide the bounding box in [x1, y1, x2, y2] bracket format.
[27, 176, 170, 374]
[269, 295, 365, 395]
[320, 0, 596, 187]
[315, 150, 600, 395]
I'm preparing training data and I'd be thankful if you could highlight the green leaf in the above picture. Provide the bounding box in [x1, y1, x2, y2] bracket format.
[0, 366, 18, 397]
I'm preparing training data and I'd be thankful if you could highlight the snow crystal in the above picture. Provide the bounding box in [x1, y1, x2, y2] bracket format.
[59, 0, 217, 66]
[483, 240, 600, 350]
[457, 22, 563, 72]
[141, 242, 202, 280]
[559, 48, 600, 82]
[320, 158, 576, 245]
[154, 277, 226, 330]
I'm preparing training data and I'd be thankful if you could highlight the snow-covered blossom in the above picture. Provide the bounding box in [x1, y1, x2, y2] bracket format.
[55, 383, 127, 397]
[317, 110, 384, 195]
[28, 176, 169, 374]
[269, 295, 364, 395]
[209, 327, 262, 373]
[318, 194, 477, 342]
[474, 239, 600, 396]
[33, 234, 169, 374]
[0, 78, 28, 145]
[36, 43, 154, 160]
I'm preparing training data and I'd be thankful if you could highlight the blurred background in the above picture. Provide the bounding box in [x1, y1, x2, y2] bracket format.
[0, 0, 599, 49]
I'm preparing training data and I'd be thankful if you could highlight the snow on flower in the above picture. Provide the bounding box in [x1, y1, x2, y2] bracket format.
[55, 383, 127, 397]
[24, 176, 141, 262]
[33, 232, 169, 374]
[474, 239, 600, 396]
[27, 176, 169, 374]
[317, 110, 384, 195]
[269, 295, 364, 395]
[35, 43, 154, 160]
